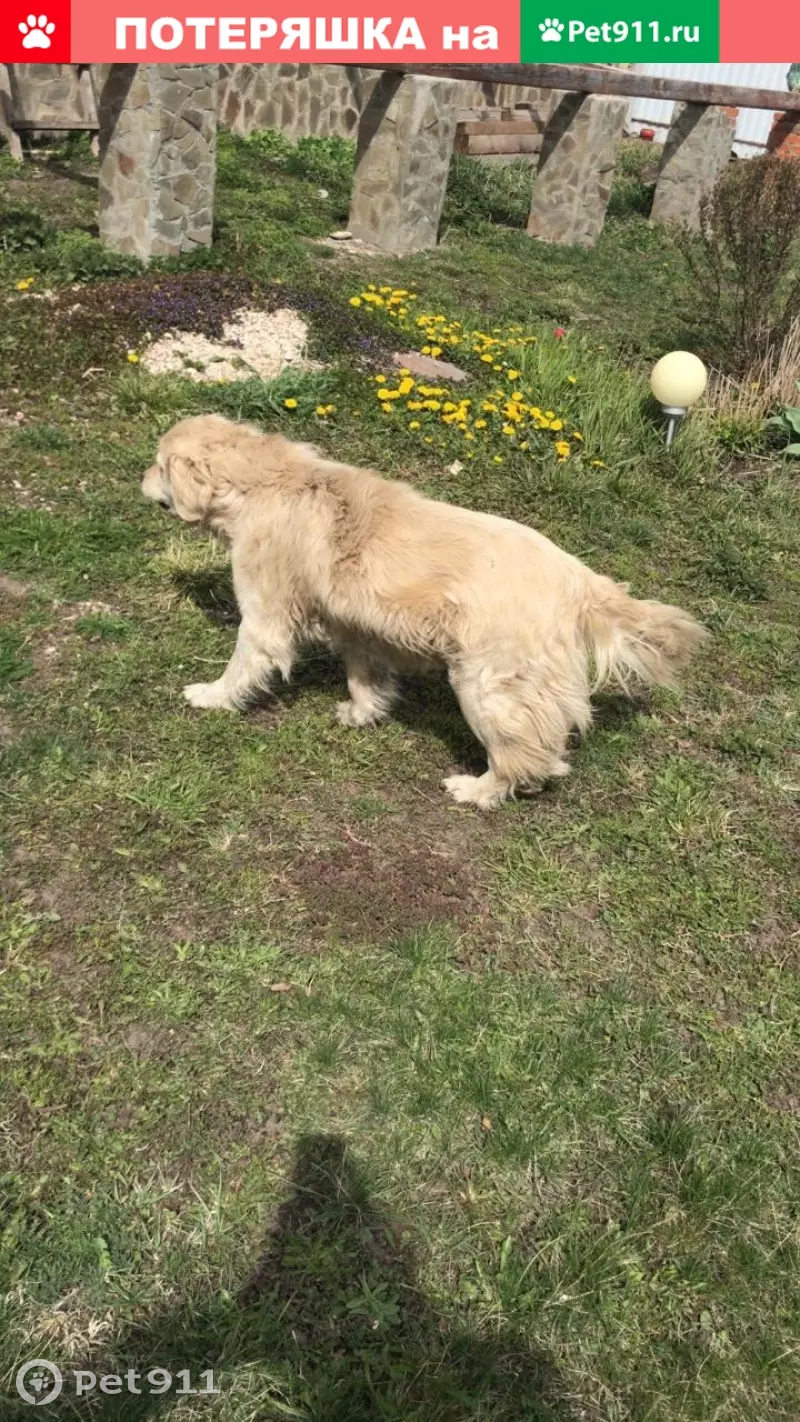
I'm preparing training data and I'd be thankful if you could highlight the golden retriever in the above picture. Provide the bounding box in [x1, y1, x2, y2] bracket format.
[142, 414, 707, 808]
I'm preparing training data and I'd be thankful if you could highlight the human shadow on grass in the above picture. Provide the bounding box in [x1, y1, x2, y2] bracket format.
[170, 567, 640, 776]
[21, 1134, 580, 1422]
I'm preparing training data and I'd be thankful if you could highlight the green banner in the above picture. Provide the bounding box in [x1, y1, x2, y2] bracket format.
[521, 0, 719, 61]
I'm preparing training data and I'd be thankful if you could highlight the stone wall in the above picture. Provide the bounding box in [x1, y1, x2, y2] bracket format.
[1, 63, 96, 128]
[0, 61, 554, 146]
[218, 63, 555, 138]
[1, 62, 96, 156]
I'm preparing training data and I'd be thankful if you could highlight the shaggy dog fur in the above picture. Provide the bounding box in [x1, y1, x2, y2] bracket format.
[142, 414, 707, 809]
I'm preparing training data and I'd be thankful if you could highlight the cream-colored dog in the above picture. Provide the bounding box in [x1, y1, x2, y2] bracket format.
[142, 414, 706, 809]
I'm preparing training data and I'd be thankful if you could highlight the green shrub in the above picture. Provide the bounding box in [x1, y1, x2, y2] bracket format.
[767, 387, 800, 456]
[442, 154, 531, 231]
[286, 135, 354, 206]
[44, 232, 143, 283]
[0, 205, 54, 253]
[606, 139, 659, 221]
[680, 155, 800, 373]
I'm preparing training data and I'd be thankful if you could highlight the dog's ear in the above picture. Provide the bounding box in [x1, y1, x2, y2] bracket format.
[166, 453, 215, 523]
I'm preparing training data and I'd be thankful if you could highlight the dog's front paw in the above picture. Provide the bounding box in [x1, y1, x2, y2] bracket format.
[336, 699, 383, 729]
[183, 681, 237, 711]
[442, 773, 506, 810]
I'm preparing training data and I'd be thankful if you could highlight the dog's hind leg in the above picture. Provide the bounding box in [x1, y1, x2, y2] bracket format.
[443, 657, 591, 810]
[336, 644, 399, 729]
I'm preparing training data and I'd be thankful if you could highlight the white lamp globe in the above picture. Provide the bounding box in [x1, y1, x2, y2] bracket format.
[650, 351, 708, 409]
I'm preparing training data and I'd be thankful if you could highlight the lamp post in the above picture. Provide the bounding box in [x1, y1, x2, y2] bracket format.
[650, 351, 708, 447]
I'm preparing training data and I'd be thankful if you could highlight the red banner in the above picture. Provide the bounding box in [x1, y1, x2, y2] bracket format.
[2, 1, 519, 64]
[0, 0, 798, 64]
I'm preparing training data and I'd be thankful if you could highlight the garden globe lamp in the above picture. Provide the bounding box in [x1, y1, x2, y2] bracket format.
[650, 351, 708, 447]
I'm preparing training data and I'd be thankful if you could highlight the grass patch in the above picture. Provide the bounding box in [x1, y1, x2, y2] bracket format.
[0, 131, 799, 1422]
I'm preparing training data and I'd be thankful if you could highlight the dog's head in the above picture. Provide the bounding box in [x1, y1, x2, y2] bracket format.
[142, 414, 239, 527]
[140, 415, 265, 534]
[142, 415, 325, 533]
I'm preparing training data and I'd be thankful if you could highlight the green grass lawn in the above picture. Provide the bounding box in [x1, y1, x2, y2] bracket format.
[1, 133, 799, 1422]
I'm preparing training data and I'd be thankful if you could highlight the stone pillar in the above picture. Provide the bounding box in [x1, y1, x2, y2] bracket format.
[0, 64, 22, 161]
[651, 103, 736, 231]
[348, 73, 459, 255]
[94, 64, 217, 261]
[527, 92, 627, 249]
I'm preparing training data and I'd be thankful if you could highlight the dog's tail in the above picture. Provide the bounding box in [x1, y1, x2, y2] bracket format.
[581, 574, 708, 693]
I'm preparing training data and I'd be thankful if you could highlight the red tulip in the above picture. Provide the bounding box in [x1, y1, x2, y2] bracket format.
[554, 327, 566, 340]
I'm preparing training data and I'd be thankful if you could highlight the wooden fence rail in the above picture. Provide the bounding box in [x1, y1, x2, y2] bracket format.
[381, 63, 800, 113]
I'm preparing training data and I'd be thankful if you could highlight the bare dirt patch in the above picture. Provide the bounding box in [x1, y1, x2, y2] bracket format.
[290, 786, 502, 944]
[0, 574, 30, 600]
[121, 1023, 182, 1062]
[0, 712, 17, 747]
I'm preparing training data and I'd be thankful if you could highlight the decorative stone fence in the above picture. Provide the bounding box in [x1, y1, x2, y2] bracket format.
[1, 60, 555, 146]
[3, 62, 798, 262]
[649, 103, 738, 231]
[93, 65, 217, 261]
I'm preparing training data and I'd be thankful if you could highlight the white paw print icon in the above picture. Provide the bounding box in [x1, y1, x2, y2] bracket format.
[539, 17, 565, 40]
[15, 1359, 63, 1406]
[19, 13, 56, 49]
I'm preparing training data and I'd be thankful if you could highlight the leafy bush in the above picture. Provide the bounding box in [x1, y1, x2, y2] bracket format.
[240, 128, 295, 166]
[286, 135, 354, 209]
[218, 130, 353, 225]
[680, 155, 800, 373]
[767, 386, 800, 456]
[606, 139, 659, 220]
[45, 232, 143, 283]
[442, 154, 531, 231]
[0, 205, 54, 253]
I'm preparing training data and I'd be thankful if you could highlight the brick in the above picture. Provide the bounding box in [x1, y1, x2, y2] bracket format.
[767, 112, 800, 158]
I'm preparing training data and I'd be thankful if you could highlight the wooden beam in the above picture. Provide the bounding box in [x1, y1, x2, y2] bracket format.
[380, 63, 800, 114]
[13, 120, 99, 130]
